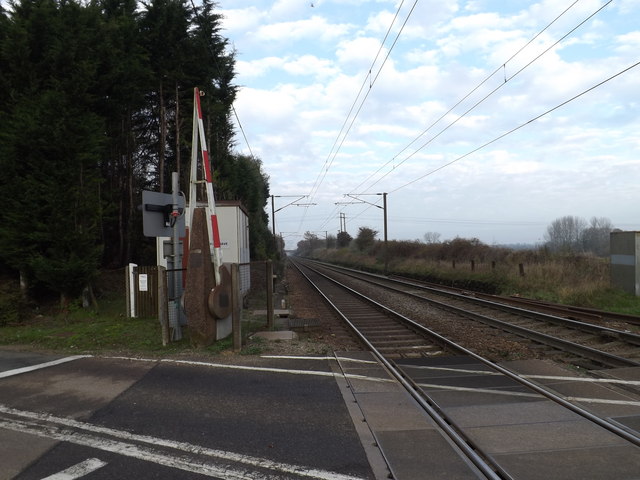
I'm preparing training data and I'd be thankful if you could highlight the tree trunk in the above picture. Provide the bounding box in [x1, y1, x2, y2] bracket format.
[159, 82, 166, 192]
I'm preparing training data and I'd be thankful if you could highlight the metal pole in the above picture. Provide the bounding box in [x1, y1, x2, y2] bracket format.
[271, 195, 276, 238]
[171, 172, 182, 340]
[383, 192, 388, 274]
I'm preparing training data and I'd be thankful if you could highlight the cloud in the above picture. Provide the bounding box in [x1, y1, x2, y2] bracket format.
[224, 0, 640, 247]
[235, 57, 284, 78]
[283, 55, 339, 78]
[251, 16, 352, 45]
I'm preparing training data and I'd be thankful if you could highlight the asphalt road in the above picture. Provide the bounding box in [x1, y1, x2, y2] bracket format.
[0, 349, 375, 480]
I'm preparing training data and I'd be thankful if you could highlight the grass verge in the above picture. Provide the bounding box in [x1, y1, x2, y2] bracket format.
[0, 295, 267, 357]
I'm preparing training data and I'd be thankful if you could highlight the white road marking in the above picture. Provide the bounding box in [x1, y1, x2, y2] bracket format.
[417, 382, 542, 399]
[417, 382, 640, 406]
[103, 355, 391, 383]
[41, 458, 107, 480]
[0, 356, 91, 379]
[523, 374, 640, 386]
[261, 355, 378, 365]
[400, 364, 640, 386]
[260, 355, 333, 361]
[0, 405, 366, 480]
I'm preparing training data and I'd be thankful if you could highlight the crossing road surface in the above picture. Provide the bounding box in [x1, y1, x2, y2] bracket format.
[0, 349, 376, 480]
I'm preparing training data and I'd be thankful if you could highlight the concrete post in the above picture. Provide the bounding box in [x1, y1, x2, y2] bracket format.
[266, 260, 274, 329]
[232, 263, 241, 351]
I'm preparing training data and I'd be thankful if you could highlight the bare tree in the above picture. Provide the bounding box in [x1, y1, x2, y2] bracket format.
[581, 217, 613, 256]
[544, 216, 587, 253]
[423, 232, 442, 244]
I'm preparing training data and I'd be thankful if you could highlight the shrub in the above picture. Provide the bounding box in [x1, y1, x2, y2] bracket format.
[0, 285, 30, 326]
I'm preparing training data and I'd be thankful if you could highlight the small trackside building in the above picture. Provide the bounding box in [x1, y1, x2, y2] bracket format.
[157, 200, 251, 295]
[215, 200, 251, 295]
[610, 231, 640, 296]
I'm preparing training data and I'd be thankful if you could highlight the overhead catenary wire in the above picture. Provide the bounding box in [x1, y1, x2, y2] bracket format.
[188, 0, 256, 162]
[306, 0, 408, 202]
[300, 0, 418, 235]
[306, 0, 418, 203]
[348, 0, 586, 195]
[359, 0, 614, 194]
[391, 59, 640, 193]
[319, 0, 613, 232]
[343, 55, 636, 229]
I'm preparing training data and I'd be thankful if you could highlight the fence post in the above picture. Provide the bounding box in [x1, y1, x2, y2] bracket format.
[471, 260, 475, 271]
[491, 261, 496, 271]
[232, 263, 241, 352]
[519, 263, 525, 277]
[266, 260, 274, 329]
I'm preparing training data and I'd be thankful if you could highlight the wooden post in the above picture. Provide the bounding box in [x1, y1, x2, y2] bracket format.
[491, 261, 496, 271]
[519, 263, 525, 277]
[157, 266, 169, 346]
[266, 260, 274, 329]
[231, 263, 241, 352]
[471, 260, 475, 271]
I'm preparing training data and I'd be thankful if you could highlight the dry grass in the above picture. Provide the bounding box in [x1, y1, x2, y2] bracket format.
[312, 246, 638, 313]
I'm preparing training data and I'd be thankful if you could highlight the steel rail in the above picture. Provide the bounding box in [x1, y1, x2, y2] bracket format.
[317, 260, 640, 345]
[309, 259, 640, 368]
[292, 260, 506, 480]
[292, 258, 640, 448]
[384, 275, 640, 346]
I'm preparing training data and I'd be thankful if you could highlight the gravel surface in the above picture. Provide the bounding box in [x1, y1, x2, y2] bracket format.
[276, 260, 555, 363]
[242, 263, 365, 357]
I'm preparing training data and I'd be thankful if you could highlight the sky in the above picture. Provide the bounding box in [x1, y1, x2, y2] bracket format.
[218, 0, 640, 249]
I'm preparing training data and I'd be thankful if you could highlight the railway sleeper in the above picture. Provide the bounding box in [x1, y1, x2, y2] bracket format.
[361, 329, 415, 335]
[376, 345, 443, 354]
[372, 337, 424, 344]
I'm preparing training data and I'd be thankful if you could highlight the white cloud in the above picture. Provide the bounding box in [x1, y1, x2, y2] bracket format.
[283, 55, 339, 78]
[225, 0, 640, 247]
[252, 16, 352, 44]
[236, 57, 284, 78]
[335, 36, 384, 70]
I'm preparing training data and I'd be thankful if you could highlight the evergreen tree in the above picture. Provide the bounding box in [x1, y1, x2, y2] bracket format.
[95, 0, 152, 266]
[0, 0, 272, 309]
[0, 0, 104, 307]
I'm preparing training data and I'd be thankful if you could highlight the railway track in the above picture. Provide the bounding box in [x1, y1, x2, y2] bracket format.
[388, 274, 640, 327]
[290, 258, 640, 479]
[303, 259, 640, 369]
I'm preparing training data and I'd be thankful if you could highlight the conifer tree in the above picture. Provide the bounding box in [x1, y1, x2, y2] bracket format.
[0, 0, 104, 307]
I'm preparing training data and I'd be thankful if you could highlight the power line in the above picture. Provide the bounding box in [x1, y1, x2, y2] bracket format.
[391, 59, 640, 193]
[348, 0, 585, 195]
[302, 1, 420, 235]
[326, 0, 609, 232]
[306, 0, 419, 203]
[188, 0, 257, 161]
[308, 0, 407, 200]
[359, 0, 613, 194]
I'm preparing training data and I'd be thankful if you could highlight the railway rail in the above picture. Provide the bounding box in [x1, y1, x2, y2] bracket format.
[388, 274, 640, 327]
[290, 258, 640, 479]
[301, 259, 640, 369]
